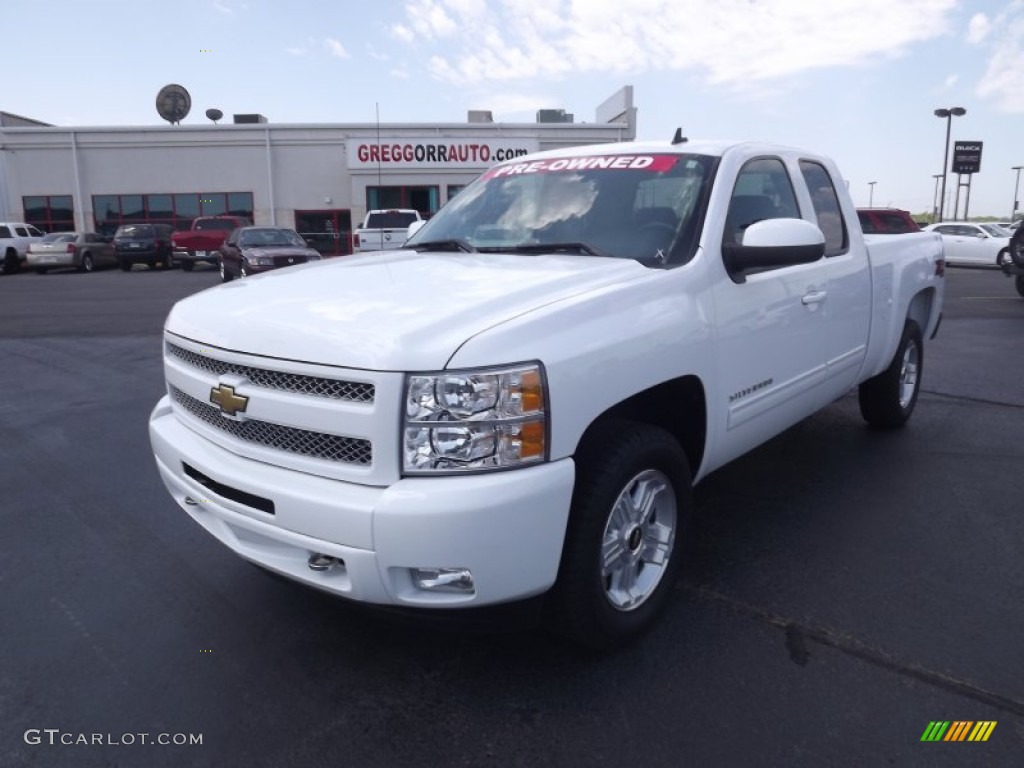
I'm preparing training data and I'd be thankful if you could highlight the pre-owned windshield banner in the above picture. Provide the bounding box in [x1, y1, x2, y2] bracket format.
[481, 155, 679, 179]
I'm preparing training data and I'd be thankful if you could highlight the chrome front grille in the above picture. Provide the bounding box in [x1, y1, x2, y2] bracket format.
[165, 342, 375, 403]
[170, 385, 372, 466]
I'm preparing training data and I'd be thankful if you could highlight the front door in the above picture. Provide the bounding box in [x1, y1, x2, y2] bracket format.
[711, 157, 833, 467]
[295, 210, 352, 256]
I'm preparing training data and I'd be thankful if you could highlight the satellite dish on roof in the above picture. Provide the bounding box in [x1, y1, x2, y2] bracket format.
[205, 108, 223, 124]
[156, 84, 191, 125]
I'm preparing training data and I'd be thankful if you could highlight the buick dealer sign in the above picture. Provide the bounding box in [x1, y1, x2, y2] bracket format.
[952, 141, 982, 174]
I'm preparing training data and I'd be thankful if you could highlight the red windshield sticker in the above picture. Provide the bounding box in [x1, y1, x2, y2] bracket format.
[482, 154, 679, 180]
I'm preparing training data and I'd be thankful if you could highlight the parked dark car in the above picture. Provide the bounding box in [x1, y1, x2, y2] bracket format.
[27, 232, 116, 273]
[218, 227, 321, 282]
[113, 223, 176, 271]
[856, 208, 921, 234]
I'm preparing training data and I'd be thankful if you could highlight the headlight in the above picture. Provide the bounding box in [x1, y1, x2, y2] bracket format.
[248, 255, 275, 266]
[403, 363, 547, 474]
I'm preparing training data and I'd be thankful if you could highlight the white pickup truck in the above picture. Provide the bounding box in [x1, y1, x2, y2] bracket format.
[352, 208, 422, 252]
[149, 139, 944, 647]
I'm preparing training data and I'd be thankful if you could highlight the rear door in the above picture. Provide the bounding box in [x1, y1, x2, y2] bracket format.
[799, 159, 869, 394]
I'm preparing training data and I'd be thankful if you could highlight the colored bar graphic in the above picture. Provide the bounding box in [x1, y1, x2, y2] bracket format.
[921, 721, 950, 741]
[968, 722, 997, 742]
[921, 720, 996, 742]
[944, 721, 972, 741]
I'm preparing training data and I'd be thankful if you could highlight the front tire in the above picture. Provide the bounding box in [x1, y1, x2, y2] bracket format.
[1016, 275, 1024, 298]
[181, 259, 194, 272]
[119, 258, 132, 272]
[546, 420, 691, 649]
[219, 260, 233, 283]
[997, 249, 1012, 270]
[859, 319, 923, 429]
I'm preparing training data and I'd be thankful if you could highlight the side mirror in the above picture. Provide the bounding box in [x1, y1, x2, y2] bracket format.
[405, 220, 427, 243]
[723, 218, 825, 283]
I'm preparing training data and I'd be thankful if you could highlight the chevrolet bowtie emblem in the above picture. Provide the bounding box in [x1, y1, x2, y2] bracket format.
[210, 384, 249, 417]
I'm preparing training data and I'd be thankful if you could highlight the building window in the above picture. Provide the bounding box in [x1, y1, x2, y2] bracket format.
[23, 195, 75, 233]
[367, 186, 439, 217]
[93, 192, 254, 236]
[446, 185, 466, 202]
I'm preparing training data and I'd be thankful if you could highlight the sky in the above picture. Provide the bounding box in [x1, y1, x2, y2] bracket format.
[4, 0, 1023, 218]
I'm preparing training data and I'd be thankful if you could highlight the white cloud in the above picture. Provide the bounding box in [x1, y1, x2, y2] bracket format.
[325, 38, 350, 59]
[390, 68, 411, 79]
[396, 0, 956, 87]
[406, 0, 459, 40]
[391, 24, 415, 43]
[286, 46, 307, 56]
[974, 4, 1024, 112]
[213, 0, 247, 14]
[967, 13, 991, 44]
[943, 74, 959, 88]
[366, 44, 391, 62]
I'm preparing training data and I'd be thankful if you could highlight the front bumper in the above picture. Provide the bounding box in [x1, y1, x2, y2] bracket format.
[149, 396, 575, 607]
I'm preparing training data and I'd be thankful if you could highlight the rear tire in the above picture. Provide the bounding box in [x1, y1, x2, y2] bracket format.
[80, 253, 94, 273]
[1013, 241, 1024, 269]
[35, 267, 48, 275]
[546, 420, 691, 649]
[3, 249, 20, 274]
[181, 260, 194, 272]
[1016, 275, 1024, 298]
[859, 320, 923, 429]
[119, 258, 132, 272]
[997, 249, 1011, 270]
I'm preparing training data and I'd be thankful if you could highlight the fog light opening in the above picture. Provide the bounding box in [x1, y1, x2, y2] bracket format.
[308, 553, 337, 572]
[411, 567, 475, 593]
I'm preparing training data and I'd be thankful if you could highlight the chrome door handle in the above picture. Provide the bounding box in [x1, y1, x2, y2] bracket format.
[801, 290, 828, 305]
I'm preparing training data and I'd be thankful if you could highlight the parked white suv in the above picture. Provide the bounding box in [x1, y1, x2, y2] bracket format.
[1, 222, 46, 274]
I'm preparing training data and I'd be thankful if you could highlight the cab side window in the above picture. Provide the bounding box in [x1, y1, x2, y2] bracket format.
[724, 158, 800, 246]
[799, 161, 848, 256]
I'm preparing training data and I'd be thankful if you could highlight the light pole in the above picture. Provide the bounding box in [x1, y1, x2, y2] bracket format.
[1012, 165, 1023, 223]
[931, 173, 943, 224]
[868, 181, 877, 207]
[934, 106, 966, 222]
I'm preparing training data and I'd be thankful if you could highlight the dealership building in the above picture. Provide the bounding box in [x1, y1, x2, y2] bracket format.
[0, 87, 635, 255]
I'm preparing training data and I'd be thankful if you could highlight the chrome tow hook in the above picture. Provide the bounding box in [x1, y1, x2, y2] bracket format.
[307, 553, 336, 572]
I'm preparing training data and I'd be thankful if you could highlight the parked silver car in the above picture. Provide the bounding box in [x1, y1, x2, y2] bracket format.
[26, 232, 116, 273]
[923, 222, 1011, 268]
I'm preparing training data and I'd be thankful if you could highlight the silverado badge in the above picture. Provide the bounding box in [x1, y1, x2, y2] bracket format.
[210, 384, 249, 418]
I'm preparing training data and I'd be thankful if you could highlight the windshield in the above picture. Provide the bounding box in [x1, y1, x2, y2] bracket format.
[404, 152, 717, 266]
[980, 224, 1010, 237]
[239, 228, 306, 248]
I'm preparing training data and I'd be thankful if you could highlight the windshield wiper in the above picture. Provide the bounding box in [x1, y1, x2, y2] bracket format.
[404, 239, 478, 253]
[501, 242, 613, 258]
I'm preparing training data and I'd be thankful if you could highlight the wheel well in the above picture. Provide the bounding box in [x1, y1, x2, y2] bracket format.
[577, 376, 707, 476]
[906, 288, 935, 336]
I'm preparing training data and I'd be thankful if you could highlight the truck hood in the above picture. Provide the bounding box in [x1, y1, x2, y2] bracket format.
[165, 249, 648, 370]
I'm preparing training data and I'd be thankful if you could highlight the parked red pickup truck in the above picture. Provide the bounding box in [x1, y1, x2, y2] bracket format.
[172, 216, 251, 271]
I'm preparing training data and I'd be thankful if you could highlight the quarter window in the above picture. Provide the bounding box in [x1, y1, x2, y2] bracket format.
[799, 161, 848, 256]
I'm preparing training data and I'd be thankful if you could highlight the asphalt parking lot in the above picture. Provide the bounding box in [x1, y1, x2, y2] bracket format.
[1, 262, 1022, 767]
